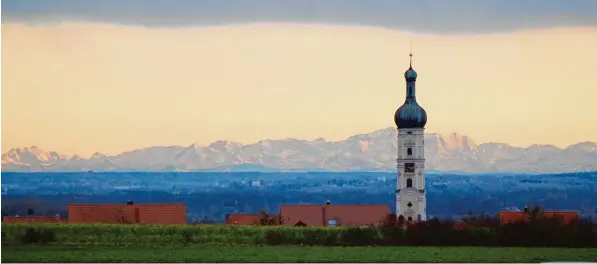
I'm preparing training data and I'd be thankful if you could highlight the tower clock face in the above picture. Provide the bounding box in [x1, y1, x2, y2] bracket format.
[405, 163, 415, 173]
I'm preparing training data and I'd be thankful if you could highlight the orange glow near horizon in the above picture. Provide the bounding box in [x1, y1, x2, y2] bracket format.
[2, 22, 597, 157]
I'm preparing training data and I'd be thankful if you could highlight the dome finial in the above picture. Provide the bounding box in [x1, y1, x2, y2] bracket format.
[409, 39, 413, 68]
[404, 53, 417, 81]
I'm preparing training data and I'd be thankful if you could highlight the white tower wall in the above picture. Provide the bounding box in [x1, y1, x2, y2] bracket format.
[396, 128, 426, 221]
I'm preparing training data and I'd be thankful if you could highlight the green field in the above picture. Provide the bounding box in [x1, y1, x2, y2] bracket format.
[3, 245, 597, 263]
[2, 223, 596, 262]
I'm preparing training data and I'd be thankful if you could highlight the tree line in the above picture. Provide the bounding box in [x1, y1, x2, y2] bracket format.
[259, 205, 596, 247]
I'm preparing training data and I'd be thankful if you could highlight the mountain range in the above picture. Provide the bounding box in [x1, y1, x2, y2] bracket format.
[2, 128, 596, 173]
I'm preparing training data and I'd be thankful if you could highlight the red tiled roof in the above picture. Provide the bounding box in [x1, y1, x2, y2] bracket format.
[68, 204, 186, 224]
[499, 211, 528, 224]
[280, 204, 390, 227]
[499, 210, 579, 225]
[541, 211, 580, 224]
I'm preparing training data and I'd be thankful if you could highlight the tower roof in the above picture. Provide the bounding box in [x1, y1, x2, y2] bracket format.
[394, 53, 427, 129]
[404, 53, 418, 82]
[394, 103, 427, 129]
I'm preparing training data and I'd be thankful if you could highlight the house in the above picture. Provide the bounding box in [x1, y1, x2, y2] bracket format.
[279, 202, 390, 227]
[68, 202, 186, 225]
[3, 215, 62, 224]
[225, 213, 281, 225]
[499, 210, 579, 225]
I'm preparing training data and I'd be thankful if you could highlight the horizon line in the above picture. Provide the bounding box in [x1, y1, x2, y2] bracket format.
[4, 127, 595, 159]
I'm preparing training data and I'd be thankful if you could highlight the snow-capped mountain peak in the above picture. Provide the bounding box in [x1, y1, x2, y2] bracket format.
[90, 152, 108, 160]
[188, 143, 204, 149]
[3, 146, 66, 164]
[2, 128, 596, 173]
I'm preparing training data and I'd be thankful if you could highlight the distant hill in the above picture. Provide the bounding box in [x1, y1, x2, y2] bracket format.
[2, 171, 596, 223]
[2, 128, 596, 173]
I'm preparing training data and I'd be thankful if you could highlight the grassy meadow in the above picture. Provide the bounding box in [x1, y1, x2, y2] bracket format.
[2, 223, 596, 263]
[4, 245, 597, 263]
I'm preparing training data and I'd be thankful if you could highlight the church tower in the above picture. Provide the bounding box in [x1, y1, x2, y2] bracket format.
[394, 54, 427, 222]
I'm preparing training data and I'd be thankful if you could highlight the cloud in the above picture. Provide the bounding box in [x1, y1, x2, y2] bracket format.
[2, 22, 596, 156]
[2, 0, 597, 33]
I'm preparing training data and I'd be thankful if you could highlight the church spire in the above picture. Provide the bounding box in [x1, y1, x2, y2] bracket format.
[404, 53, 418, 82]
[395, 53, 426, 128]
[394, 51, 428, 223]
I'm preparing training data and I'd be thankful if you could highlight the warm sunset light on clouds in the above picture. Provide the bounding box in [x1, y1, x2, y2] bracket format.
[2, 21, 596, 156]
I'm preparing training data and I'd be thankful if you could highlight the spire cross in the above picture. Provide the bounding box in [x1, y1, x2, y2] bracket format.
[409, 53, 413, 68]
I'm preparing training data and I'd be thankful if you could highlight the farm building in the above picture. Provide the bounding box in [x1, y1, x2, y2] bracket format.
[2, 202, 186, 225]
[225, 202, 390, 227]
[67, 202, 186, 224]
[279, 202, 390, 227]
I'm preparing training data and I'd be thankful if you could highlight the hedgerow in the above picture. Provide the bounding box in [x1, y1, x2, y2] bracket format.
[2, 218, 595, 247]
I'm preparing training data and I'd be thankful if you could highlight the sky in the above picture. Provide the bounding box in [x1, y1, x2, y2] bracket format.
[2, 0, 597, 157]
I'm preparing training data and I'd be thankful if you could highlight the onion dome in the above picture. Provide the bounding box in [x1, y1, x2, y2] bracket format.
[394, 53, 427, 129]
[404, 66, 418, 82]
[394, 101, 427, 129]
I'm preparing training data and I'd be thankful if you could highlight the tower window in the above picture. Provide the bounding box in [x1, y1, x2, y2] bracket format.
[405, 163, 415, 173]
[407, 178, 413, 188]
[407, 202, 413, 208]
[407, 216, 413, 221]
[407, 148, 412, 156]
[407, 132, 412, 134]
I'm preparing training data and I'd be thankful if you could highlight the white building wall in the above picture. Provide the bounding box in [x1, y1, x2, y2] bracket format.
[396, 128, 426, 221]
